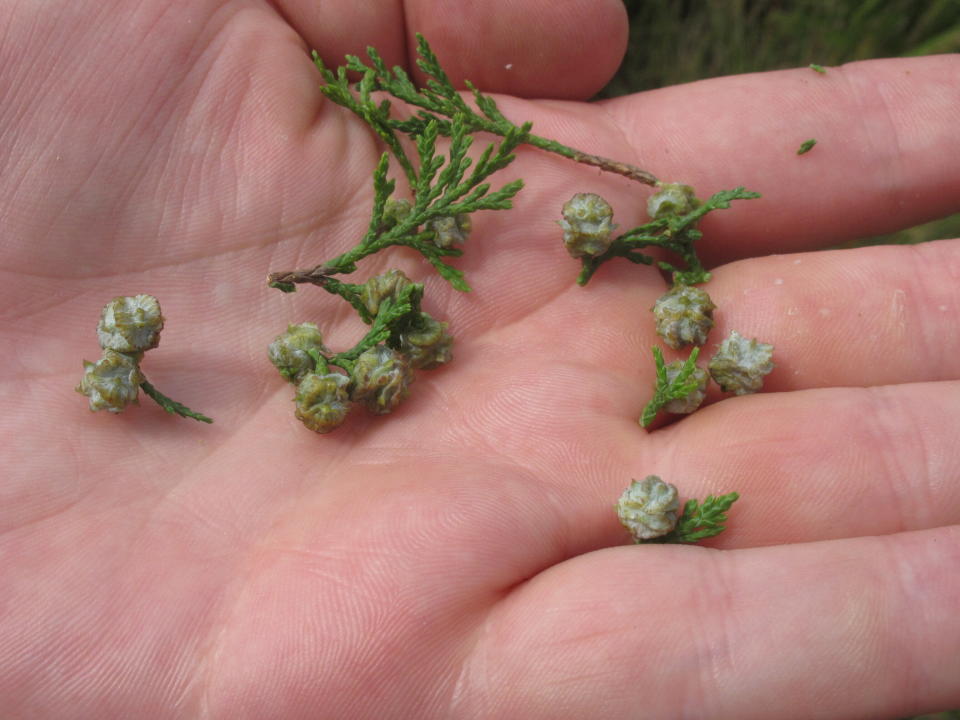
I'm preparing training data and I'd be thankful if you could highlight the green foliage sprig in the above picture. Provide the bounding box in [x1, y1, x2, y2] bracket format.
[268, 116, 526, 294]
[319, 34, 658, 186]
[326, 284, 421, 373]
[640, 346, 702, 427]
[140, 380, 213, 423]
[576, 187, 760, 287]
[647, 492, 741, 544]
[264, 45, 533, 431]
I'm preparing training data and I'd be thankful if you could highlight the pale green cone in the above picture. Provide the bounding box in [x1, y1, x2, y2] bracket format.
[77, 349, 145, 413]
[268, 323, 328, 384]
[97, 294, 164, 353]
[350, 345, 414, 415]
[294, 372, 352, 433]
[558, 192, 617, 258]
[616, 476, 681, 542]
[709, 331, 774, 395]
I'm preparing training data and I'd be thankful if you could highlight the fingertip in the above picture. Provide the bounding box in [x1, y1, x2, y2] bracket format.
[404, 0, 628, 99]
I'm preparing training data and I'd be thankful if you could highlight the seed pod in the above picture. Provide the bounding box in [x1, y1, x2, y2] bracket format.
[97, 294, 164, 353]
[360, 269, 417, 318]
[76, 349, 145, 413]
[399, 312, 453, 370]
[427, 213, 471, 249]
[268, 323, 328, 384]
[708, 330, 774, 395]
[616, 476, 681, 542]
[652, 284, 716, 349]
[662, 361, 709, 414]
[294, 372, 352, 433]
[350, 345, 414, 415]
[647, 183, 699, 220]
[558, 193, 617, 258]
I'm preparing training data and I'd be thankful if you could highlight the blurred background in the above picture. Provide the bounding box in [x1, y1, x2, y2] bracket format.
[604, 5, 959, 719]
[600, 0, 960, 249]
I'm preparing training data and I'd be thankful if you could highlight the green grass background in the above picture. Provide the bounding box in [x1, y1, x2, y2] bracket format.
[600, 0, 960, 248]
[602, 4, 959, 718]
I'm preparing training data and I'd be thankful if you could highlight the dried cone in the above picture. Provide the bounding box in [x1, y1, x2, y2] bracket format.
[616, 476, 681, 541]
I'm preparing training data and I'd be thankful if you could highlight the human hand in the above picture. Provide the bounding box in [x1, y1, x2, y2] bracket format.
[2, 1, 959, 718]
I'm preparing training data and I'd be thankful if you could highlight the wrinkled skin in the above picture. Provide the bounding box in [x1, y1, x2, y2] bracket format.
[2, 1, 959, 718]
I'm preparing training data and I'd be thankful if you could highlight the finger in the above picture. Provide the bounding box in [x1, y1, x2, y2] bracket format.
[501, 236, 960, 424]
[483, 379, 960, 560]
[554, 55, 960, 261]
[705, 238, 960, 392]
[645, 380, 960, 547]
[459, 526, 960, 720]
[403, 0, 628, 99]
[274, 0, 628, 99]
[447, 238, 960, 418]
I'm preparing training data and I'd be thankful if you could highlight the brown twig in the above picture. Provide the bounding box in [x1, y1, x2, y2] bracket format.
[565, 149, 659, 186]
[267, 267, 334, 288]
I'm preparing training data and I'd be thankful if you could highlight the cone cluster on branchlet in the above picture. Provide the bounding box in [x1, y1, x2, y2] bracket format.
[645, 326, 776, 424]
[77, 295, 165, 413]
[546, 185, 775, 427]
[271, 269, 454, 434]
[77, 295, 210, 422]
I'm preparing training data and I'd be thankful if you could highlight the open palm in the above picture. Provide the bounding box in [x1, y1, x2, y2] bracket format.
[2, 1, 959, 718]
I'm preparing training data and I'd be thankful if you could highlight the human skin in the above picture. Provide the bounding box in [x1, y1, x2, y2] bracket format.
[1, 1, 959, 718]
